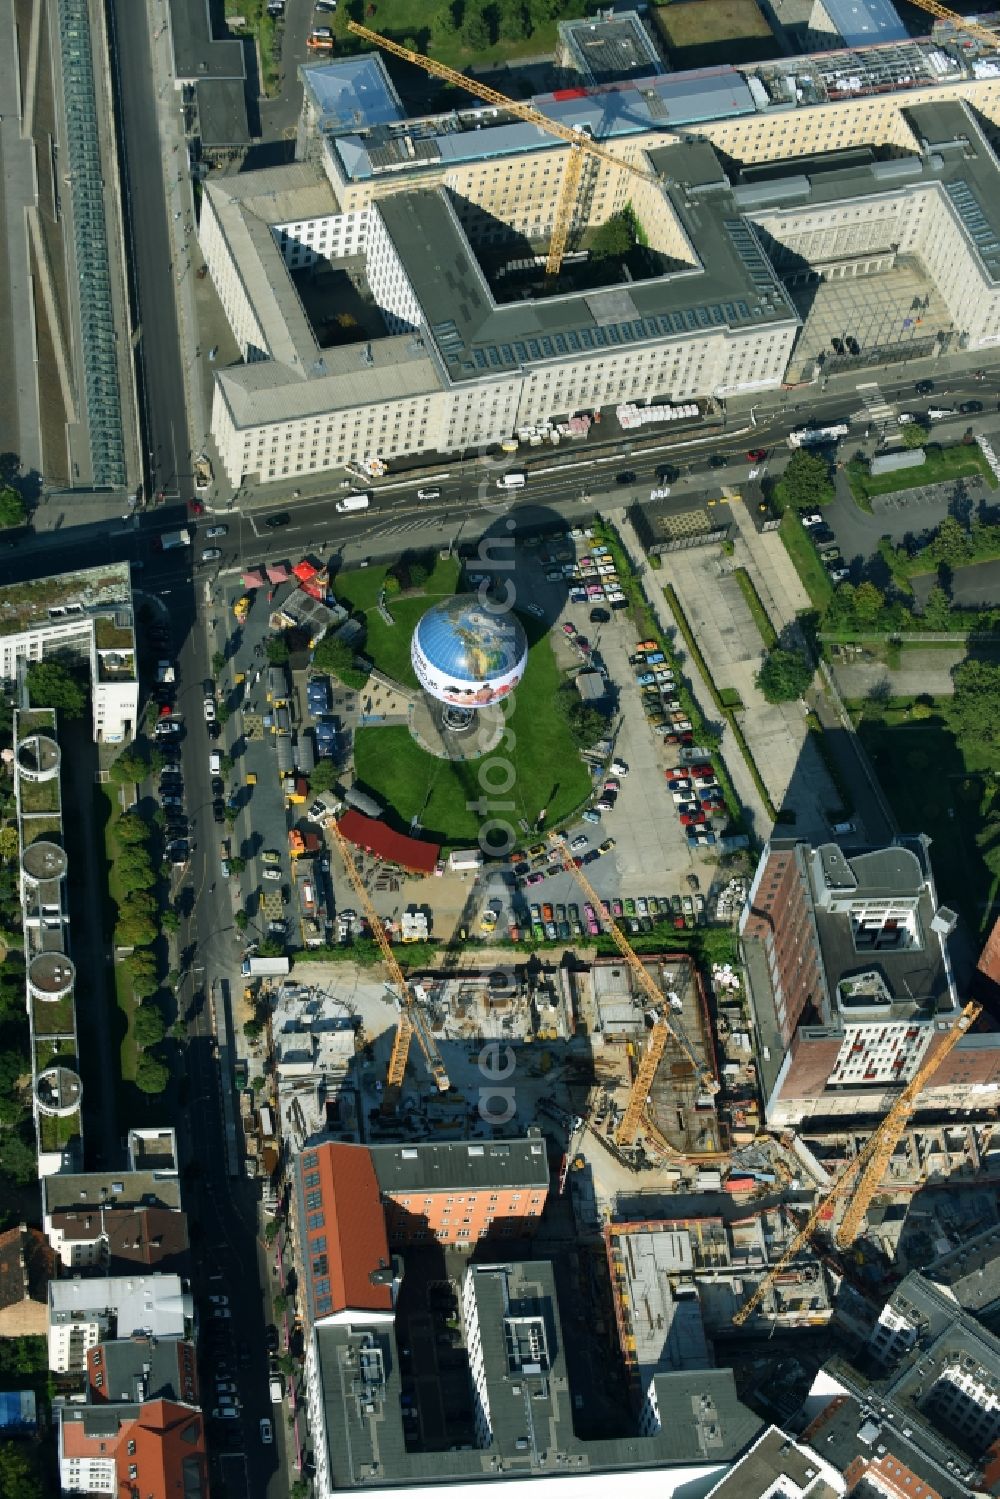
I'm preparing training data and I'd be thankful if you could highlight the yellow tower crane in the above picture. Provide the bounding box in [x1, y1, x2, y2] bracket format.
[548, 836, 719, 1151]
[906, 0, 1000, 49]
[346, 21, 662, 275]
[326, 819, 450, 1109]
[732, 1001, 981, 1327]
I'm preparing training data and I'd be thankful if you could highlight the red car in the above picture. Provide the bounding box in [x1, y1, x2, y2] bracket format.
[746, 448, 766, 463]
[188, 499, 205, 515]
[691, 763, 714, 777]
[680, 811, 707, 827]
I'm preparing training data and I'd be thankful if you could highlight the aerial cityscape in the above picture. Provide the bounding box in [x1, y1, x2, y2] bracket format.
[3, 0, 1000, 1495]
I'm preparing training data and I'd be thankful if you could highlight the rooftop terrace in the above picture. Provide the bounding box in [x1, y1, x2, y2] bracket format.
[0, 562, 132, 638]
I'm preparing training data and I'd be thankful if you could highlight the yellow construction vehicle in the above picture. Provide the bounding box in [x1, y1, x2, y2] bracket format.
[346, 22, 661, 275]
[547, 836, 718, 1153]
[233, 595, 250, 624]
[732, 1001, 981, 1327]
[327, 819, 450, 1108]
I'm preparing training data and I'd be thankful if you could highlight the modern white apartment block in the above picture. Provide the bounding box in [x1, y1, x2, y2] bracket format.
[0, 562, 138, 744]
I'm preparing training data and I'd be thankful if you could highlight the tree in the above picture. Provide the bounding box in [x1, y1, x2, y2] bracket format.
[116, 851, 156, 891]
[115, 812, 150, 846]
[235, 909, 249, 931]
[309, 758, 338, 794]
[930, 515, 972, 566]
[0, 826, 18, 862]
[25, 658, 86, 718]
[130, 972, 160, 1001]
[554, 685, 605, 748]
[463, 2, 490, 47]
[245, 1018, 264, 1041]
[901, 420, 929, 449]
[135, 1051, 169, 1095]
[591, 211, 635, 261]
[500, 0, 529, 39]
[852, 581, 885, 626]
[265, 635, 290, 665]
[117, 915, 157, 949]
[773, 450, 834, 513]
[756, 647, 813, 703]
[313, 634, 354, 680]
[407, 560, 430, 588]
[212, 651, 226, 675]
[922, 584, 953, 630]
[161, 909, 180, 934]
[109, 747, 150, 785]
[0, 1441, 45, 1499]
[0, 1122, 38, 1185]
[134, 1002, 166, 1047]
[123, 948, 158, 982]
[272, 1293, 288, 1315]
[951, 659, 1000, 748]
[258, 938, 285, 957]
[228, 855, 246, 874]
[0, 486, 26, 530]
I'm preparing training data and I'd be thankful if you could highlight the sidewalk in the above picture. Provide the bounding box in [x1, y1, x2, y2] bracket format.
[612, 507, 773, 840]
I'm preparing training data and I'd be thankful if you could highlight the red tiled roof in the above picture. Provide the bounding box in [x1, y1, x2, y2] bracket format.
[311, 1144, 393, 1319]
[337, 809, 440, 875]
[122, 1399, 207, 1499]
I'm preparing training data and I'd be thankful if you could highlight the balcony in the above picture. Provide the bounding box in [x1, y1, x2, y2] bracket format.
[16, 733, 61, 783]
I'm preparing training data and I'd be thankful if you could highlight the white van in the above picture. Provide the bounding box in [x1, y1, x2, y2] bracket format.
[496, 472, 526, 490]
[209, 750, 222, 776]
[335, 493, 370, 513]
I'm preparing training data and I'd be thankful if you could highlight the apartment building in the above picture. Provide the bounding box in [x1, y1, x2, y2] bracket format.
[700, 1426, 845, 1499]
[738, 838, 1000, 1126]
[371, 1135, 551, 1246]
[43, 1130, 181, 1269]
[815, 1272, 1000, 1495]
[48, 1275, 193, 1374]
[303, 1252, 761, 1499]
[0, 563, 138, 744]
[57, 1398, 208, 1497]
[86, 1335, 199, 1407]
[291, 1141, 397, 1331]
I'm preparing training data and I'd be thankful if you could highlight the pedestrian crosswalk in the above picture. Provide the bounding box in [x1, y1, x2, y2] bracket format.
[856, 381, 897, 440]
[371, 517, 431, 538]
[979, 435, 1000, 482]
[856, 381, 897, 438]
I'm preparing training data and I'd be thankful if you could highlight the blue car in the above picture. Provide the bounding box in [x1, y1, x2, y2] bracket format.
[636, 671, 655, 686]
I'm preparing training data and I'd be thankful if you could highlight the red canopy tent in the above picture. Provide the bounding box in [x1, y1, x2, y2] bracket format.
[337, 810, 440, 876]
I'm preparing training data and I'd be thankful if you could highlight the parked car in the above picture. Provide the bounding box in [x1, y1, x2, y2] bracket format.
[615, 470, 636, 484]
[200, 548, 222, 563]
[265, 512, 290, 528]
[801, 512, 824, 528]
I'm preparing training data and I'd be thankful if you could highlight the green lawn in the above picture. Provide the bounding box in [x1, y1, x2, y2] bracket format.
[779, 510, 834, 613]
[326, 1, 591, 72]
[848, 443, 997, 503]
[335, 556, 461, 689]
[353, 631, 592, 847]
[857, 707, 999, 934]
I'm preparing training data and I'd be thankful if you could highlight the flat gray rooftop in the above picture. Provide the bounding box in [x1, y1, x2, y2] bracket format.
[170, 0, 246, 82]
[377, 154, 797, 384]
[196, 78, 250, 148]
[561, 14, 663, 85]
[370, 1137, 550, 1195]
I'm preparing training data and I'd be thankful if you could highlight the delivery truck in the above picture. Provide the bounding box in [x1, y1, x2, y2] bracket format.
[335, 493, 370, 513]
[159, 528, 191, 550]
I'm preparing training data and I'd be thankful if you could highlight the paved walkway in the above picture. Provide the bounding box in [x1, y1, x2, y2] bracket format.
[729, 497, 812, 623]
[612, 509, 773, 840]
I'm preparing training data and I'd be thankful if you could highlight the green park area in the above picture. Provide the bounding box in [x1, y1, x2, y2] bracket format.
[846, 442, 996, 505]
[334, 554, 460, 690]
[313, 0, 595, 72]
[855, 659, 1000, 935]
[337, 558, 592, 845]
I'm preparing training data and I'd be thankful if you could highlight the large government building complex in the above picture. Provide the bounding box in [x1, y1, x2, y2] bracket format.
[200, 35, 1000, 486]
